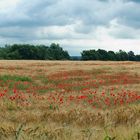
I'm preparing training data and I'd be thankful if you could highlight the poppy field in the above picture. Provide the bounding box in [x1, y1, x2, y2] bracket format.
[0, 60, 139, 140]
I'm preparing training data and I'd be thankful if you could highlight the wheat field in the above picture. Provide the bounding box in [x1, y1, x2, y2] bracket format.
[0, 60, 139, 140]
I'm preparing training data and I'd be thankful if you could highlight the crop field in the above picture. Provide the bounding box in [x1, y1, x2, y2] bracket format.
[0, 60, 139, 140]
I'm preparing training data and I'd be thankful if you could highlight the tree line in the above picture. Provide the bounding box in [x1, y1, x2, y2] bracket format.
[0, 43, 140, 61]
[0, 43, 70, 60]
[81, 49, 140, 61]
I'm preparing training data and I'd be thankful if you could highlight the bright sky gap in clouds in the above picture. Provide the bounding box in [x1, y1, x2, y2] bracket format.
[0, 0, 140, 55]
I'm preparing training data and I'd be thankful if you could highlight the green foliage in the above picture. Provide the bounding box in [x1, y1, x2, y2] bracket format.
[116, 50, 128, 61]
[81, 49, 139, 61]
[0, 75, 32, 82]
[128, 51, 136, 61]
[103, 124, 116, 140]
[0, 43, 70, 60]
[136, 55, 140, 61]
[0, 43, 139, 61]
[49, 43, 70, 60]
[81, 50, 99, 60]
[108, 51, 117, 61]
[97, 49, 109, 60]
[15, 124, 24, 140]
[104, 136, 115, 140]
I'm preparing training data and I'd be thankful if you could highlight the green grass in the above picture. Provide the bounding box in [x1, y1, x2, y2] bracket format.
[0, 75, 32, 91]
[0, 75, 32, 82]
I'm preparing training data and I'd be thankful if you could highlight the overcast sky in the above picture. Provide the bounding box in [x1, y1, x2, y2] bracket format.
[0, 0, 140, 55]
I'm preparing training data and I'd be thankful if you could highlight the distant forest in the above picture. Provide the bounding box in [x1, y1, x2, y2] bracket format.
[81, 49, 140, 61]
[0, 43, 70, 60]
[0, 43, 140, 61]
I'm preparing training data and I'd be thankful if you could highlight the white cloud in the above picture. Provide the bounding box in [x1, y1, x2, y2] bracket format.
[0, 0, 140, 55]
[0, 0, 19, 9]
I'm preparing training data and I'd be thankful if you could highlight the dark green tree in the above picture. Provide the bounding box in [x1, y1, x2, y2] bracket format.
[116, 50, 128, 61]
[0, 43, 70, 60]
[108, 51, 117, 61]
[81, 50, 99, 60]
[97, 49, 109, 60]
[136, 55, 140, 61]
[49, 43, 70, 60]
[128, 51, 136, 61]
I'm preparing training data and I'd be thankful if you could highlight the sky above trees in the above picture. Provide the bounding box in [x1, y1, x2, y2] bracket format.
[0, 0, 140, 55]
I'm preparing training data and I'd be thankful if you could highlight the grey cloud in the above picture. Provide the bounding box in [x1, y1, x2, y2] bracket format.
[0, 0, 119, 28]
[0, 0, 69, 27]
[109, 26, 140, 39]
[0, 26, 40, 41]
[0, 0, 139, 29]
[0, 0, 139, 47]
[117, 2, 140, 29]
[128, 0, 140, 3]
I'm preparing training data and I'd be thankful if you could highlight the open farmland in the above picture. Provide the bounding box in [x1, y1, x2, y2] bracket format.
[0, 60, 139, 140]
